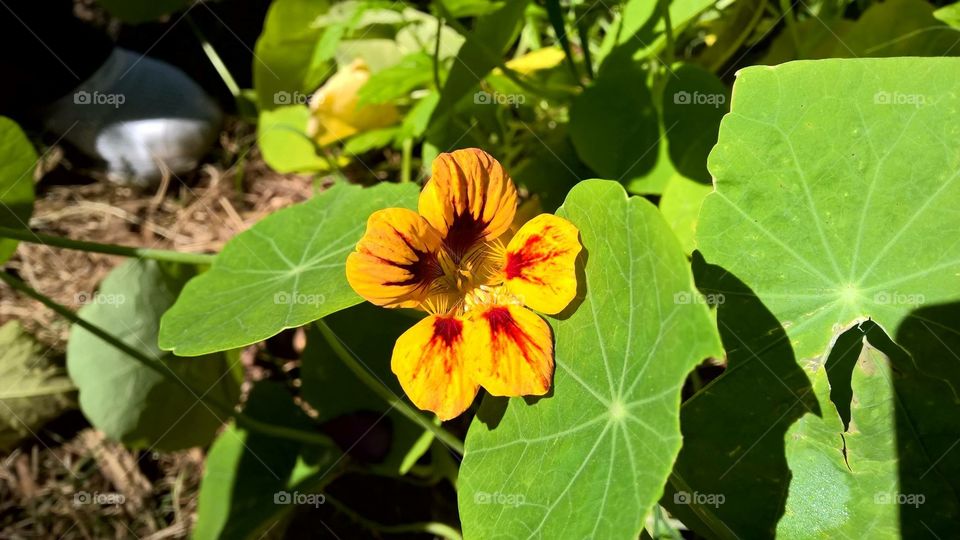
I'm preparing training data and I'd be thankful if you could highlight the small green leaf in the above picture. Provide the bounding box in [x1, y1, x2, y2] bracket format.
[253, 0, 333, 111]
[357, 52, 434, 105]
[67, 260, 239, 451]
[661, 64, 729, 183]
[0, 116, 36, 264]
[159, 182, 419, 356]
[569, 63, 659, 185]
[458, 180, 722, 539]
[194, 381, 341, 540]
[258, 105, 329, 173]
[0, 322, 75, 452]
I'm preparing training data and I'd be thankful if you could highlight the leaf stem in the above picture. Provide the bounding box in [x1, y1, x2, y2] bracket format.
[316, 319, 466, 455]
[186, 15, 241, 98]
[0, 226, 215, 266]
[0, 271, 336, 449]
[401, 137, 414, 183]
[658, 0, 676, 66]
[325, 493, 463, 540]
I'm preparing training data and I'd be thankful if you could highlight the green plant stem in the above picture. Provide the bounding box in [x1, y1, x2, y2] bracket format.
[432, 0, 576, 101]
[325, 493, 463, 540]
[668, 472, 738, 540]
[0, 226, 215, 266]
[778, 0, 803, 58]
[658, 0, 676, 66]
[186, 15, 241, 98]
[316, 320, 466, 455]
[0, 271, 335, 449]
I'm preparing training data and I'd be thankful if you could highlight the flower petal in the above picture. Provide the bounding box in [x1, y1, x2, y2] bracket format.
[466, 305, 553, 396]
[346, 208, 443, 308]
[392, 315, 479, 420]
[308, 58, 400, 147]
[503, 214, 581, 315]
[419, 148, 518, 257]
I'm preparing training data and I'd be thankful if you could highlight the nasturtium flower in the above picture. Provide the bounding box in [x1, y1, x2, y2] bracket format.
[346, 148, 581, 420]
[307, 58, 399, 147]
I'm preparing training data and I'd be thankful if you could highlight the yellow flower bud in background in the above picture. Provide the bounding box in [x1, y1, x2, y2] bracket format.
[307, 58, 400, 147]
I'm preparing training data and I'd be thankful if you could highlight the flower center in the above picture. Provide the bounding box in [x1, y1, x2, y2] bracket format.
[424, 240, 506, 315]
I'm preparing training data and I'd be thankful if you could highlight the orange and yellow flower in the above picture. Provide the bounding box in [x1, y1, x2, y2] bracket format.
[346, 148, 581, 420]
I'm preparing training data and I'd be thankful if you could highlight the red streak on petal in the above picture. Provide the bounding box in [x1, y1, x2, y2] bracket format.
[432, 316, 464, 348]
[484, 307, 542, 373]
[504, 228, 566, 284]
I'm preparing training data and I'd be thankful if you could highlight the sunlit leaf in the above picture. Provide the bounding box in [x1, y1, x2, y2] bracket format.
[458, 180, 722, 538]
[159, 182, 419, 356]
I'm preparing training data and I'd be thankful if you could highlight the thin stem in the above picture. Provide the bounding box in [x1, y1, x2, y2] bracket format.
[316, 320, 466, 455]
[433, 0, 575, 101]
[186, 15, 241, 98]
[0, 271, 335, 449]
[401, 137, 413, 183]
[325, 494, 462, 540]
[657, 0, 675, 66]
[779, 0, 803, 58]
[0, 226, 215, 266]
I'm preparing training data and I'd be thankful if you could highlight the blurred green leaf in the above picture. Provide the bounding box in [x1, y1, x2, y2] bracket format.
[258, 105, 329, 173]
[67, 260, 239, 451]
[0, 116, 36, 265]
[343, 127, 401, 155]
[934, 2, 960, 27]
[0, 322, 75, 452]
[459, 180, 722, 539]
[253, 0, 332, 111]
[159, 182, 419, 357]
[194, 381, 341, 540]
[433, 0, 531, 117]
[357, 52, 434, 105]
[661, 64, 728, 183]
[569, 62, 659, 185]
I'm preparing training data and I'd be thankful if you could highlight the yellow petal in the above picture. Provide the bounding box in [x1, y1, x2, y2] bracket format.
[419, 148, 518, 258]
[346, 208, 443, 308]
[503, 46, 566, 75]
[307, 58, 400, 147]
[392, 315, 479, 421]
[503, 214, 581, 315]
[466, 305, 553, 397]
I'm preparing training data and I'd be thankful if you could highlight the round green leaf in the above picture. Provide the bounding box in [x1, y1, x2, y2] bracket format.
[458, 180, 722, 539]
[159, 182, 419, 356]
[699, 58, 960, 364]
[0, 116, 37, 264]
[67, 260, 239, 451]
